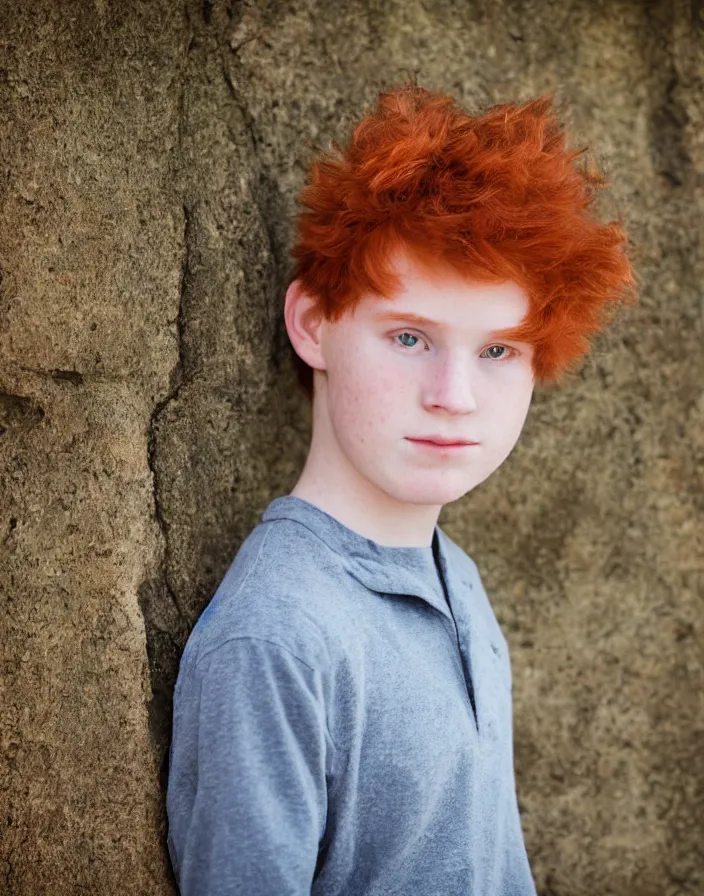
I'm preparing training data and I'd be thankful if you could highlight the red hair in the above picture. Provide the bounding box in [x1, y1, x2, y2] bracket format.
[290, 85, 635, 399]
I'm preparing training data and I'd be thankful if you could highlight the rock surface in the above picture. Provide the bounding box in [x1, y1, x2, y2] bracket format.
[1, 1, 702, 893]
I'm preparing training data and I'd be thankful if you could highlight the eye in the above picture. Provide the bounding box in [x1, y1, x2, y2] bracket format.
[481, 344, 515, 361]
[394, 332, 430, 351]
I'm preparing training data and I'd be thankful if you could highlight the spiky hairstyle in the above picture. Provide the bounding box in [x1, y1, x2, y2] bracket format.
[290, 85, 635, 399]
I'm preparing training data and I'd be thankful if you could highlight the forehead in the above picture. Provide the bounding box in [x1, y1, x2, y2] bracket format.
[355, 252, 530, 334]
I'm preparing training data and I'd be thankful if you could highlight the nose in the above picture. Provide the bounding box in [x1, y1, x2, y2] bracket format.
[422, 350, 478, 415]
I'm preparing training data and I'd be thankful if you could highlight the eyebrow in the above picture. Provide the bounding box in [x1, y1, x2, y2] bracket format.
[374, 311, 441, 327]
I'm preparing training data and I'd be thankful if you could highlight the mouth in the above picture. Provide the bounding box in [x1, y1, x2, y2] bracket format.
[406, 437, 479, 450]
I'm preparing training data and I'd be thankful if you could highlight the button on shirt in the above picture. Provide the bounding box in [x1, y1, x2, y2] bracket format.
[166, 496, 536, 896]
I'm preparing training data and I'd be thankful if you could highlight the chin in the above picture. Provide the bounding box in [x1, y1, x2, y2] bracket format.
[379, 473, 479, 508]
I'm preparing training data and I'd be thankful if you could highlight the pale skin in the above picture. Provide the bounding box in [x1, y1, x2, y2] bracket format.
[285, 251, 536, 548]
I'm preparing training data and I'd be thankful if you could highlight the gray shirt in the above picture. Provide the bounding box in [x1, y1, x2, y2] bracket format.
[166, 495, 536, 895]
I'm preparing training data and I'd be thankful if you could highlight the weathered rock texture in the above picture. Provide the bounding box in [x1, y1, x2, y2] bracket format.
[1, 0, 702, 893]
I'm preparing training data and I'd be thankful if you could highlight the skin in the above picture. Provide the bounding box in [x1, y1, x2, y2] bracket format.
[285, 251, 535, 547]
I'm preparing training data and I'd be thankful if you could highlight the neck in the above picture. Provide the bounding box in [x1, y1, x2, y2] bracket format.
[290, 395, 441, 548]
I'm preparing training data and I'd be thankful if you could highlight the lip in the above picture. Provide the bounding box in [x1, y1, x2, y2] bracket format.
[406, 437, 479, 449]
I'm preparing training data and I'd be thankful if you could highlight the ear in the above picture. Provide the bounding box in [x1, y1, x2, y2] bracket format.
[284, 279, 327, 372]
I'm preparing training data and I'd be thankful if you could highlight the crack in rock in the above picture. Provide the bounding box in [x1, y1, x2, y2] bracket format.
[142, 204, 192, 762]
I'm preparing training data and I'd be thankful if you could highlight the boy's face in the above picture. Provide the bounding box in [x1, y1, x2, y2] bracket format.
[314, 252, 536, 509]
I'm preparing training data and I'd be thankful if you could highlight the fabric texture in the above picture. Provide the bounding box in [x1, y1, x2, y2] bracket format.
[166, 495, 536, 895]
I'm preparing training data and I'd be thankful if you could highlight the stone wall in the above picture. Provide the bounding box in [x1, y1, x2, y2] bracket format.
[1, 1, 702, 893]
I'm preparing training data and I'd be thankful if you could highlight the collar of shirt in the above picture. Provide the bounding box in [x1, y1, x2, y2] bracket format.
[261, 495, 454, 619]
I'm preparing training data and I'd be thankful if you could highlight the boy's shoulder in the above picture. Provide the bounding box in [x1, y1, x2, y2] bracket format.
[183, 514, 353, 669]
[436, 526, 509, 649]
[437, 525, 481, 578]
[436, 524, 489, 609]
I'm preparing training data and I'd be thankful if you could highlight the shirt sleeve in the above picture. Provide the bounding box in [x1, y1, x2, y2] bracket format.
[166, 636, 331, 896]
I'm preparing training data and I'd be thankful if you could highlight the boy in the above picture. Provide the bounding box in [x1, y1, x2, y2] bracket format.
[166, 85, 633, 895]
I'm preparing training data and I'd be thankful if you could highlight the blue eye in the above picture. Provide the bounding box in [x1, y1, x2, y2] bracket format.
[482, 345, 514, 360]
[397, 332, 421, 348]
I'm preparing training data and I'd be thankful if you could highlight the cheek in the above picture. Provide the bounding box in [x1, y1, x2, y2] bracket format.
[497, 384, 533, 439]
[330, 358, 404, 444]
[480, 370, 531, 423]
